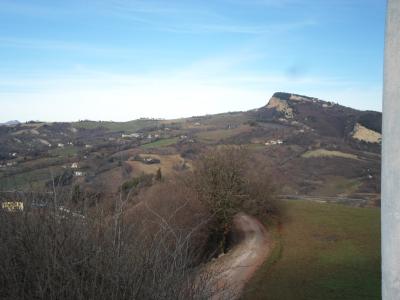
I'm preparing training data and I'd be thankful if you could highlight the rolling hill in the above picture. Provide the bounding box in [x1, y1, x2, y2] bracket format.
[0, 92, 381, 204]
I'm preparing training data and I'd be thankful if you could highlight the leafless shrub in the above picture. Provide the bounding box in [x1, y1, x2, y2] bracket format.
[0, 188, 232, 300]
[191, 146, 281, 251]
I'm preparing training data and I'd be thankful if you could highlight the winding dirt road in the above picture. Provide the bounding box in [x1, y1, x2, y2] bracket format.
[208, 213, 271, 299]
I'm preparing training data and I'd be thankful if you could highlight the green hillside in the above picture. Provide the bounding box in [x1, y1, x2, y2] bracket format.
[243, 201, 381, 300]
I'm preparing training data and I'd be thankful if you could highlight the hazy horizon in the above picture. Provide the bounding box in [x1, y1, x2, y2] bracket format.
[0, 0, 385, 123]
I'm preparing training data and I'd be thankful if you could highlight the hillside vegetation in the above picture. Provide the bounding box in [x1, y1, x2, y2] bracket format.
[0, 92, 382, 299]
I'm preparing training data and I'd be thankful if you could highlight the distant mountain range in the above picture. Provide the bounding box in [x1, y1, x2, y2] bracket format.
[0, 120, 20, 126]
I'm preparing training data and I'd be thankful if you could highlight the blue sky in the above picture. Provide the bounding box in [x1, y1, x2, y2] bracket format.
[0, 0, 386, 122]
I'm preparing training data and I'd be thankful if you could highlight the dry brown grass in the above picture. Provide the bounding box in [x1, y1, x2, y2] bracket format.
[196, 125, 252, 142]
[126, 154, 190, 177]
[302, 149, 359, 160]
[352, 123, 382, 144]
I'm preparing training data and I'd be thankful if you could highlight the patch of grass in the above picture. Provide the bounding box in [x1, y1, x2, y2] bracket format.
[49, 146, 78, 157]
[140, 137, 179, 149]
[196, 126, 251, 142]
[302, 149, 359, 160]
[126, 154, 187, 177]
[73, 119, 160, 133]
[199, 112, 248, 127]
[245, 143, 267, 150]
[0, 167, 64, 190]
[313, 176, 362, 197]
[243, 201, 380, 300]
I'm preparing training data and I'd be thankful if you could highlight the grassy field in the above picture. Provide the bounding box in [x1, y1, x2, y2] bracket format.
[312, 176, 362, 197]
[49, 146, 79, 157]
[243, 201, 381, 300]
[0, 166, 65, 190]
[73, 119, 160, 132]
[302, 149, 359, 160]
[196, 125, 252, 142]
[126, 154, 188, 177]
[140, 137, 179, 149]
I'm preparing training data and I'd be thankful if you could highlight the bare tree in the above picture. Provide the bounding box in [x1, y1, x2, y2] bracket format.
[0, 188, 234, 300]
[192, 146, 280, 251]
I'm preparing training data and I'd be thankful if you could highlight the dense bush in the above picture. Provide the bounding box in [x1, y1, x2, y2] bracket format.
[120, 173, 154, 194]
[192, 146, 281, 250]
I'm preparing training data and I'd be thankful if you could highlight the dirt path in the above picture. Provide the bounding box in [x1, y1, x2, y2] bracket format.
[208, 213, 271, 299]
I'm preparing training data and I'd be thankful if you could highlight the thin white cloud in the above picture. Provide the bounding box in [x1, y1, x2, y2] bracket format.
[95, 0, 316, 34]
[161, 20, 316, 35]
[0, 37, 142, 56]
[222, 0, 304, 8]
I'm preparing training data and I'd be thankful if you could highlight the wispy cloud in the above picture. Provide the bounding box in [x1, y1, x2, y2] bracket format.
[96, 0, 316, 35]
[0, 0, 77, 17]
[0, 37, 154, 59]
[0, 0, 316, 35]
[186, 20, 315, 34]
[222, 0, 304, 8]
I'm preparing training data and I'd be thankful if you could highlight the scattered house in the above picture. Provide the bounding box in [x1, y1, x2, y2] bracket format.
[38, 139, 52, 147]
[74, 171, 85, 177]
[134, 155, 161, 164]
[59, 206, 85, 219]
[147, 134, 153, 139]
[11, 153, 17, 157]
[2, 201, 24, 212]
[194, 122, 201, 126]
[278, 118, 289, 123]
[322, 102, 335, 108]
[265, 139, 284, 146]
[143, 157, 160, 164]
[85, 144, 92, 149]
[67, 142, 74, 145]
[58, 143, 64, 148]
[6, 162, 16, 167]
[122, 133, 141, 138]
[180, 135, 188, 140]
[71, 162, 79, 169]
